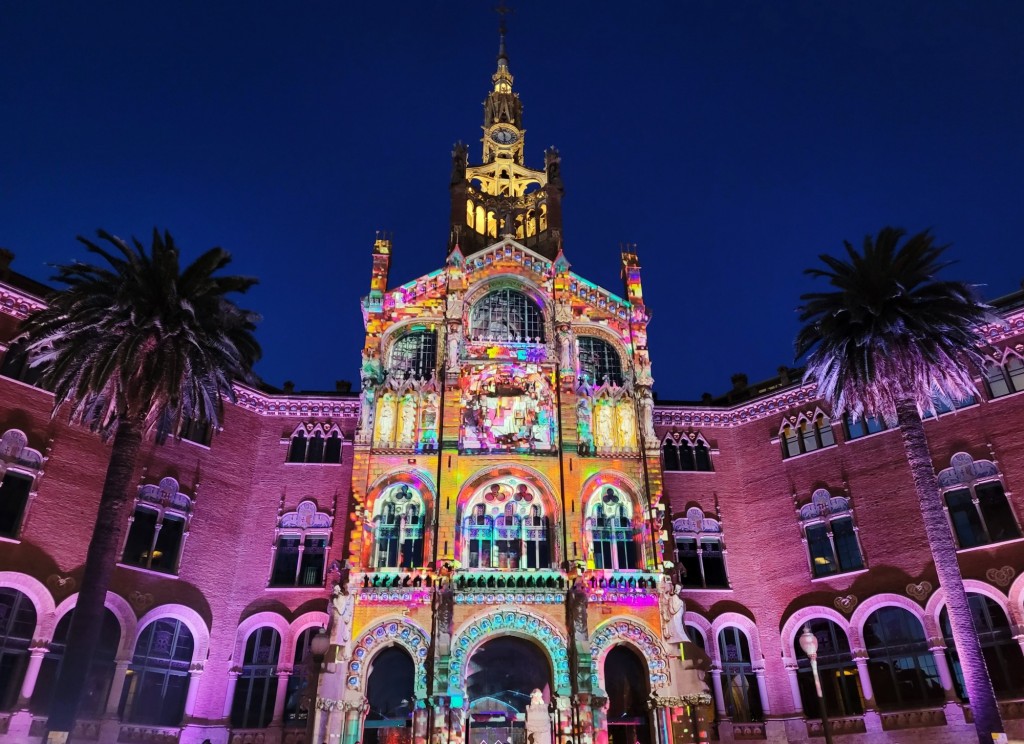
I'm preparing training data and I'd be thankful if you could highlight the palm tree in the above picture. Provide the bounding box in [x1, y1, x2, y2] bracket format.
[796, 227, 1002, 744]
[21, 229, 261, 739]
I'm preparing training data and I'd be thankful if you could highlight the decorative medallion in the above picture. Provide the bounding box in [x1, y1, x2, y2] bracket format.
[45, 574, 76, 594]
[128, 590, 154, 613]
[986, 566, 1015, 587]
[905, 581, 932, 601]
[833, 594, 858, 614]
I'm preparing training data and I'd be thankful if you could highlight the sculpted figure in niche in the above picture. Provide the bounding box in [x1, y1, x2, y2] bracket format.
[330, 583, 356, 657]
[359, 384, 376, 435]
[595, 403, 614, 448]
[398, 395, 417, 444]
[376, 395, 396, 445]
[640, 389, 657, 442]
[567, 575, 589, 644]
[617, 401, 637, 449]
[660, 581, 689, 645]
[556, 326, 574, 372]
[447, 328, 462, 372]
[576, 396, 593, 450]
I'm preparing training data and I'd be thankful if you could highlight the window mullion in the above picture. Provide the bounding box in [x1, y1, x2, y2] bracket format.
[294, 536, 306, 586]
[970, 487, 993, 544]
[147, 516, 163, 570]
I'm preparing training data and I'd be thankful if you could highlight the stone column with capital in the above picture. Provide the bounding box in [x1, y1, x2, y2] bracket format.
[783, 661, 802, 713]
[184, 664, 204, 717]
[272, 667, 292, 724]
[852, 653, 883, 732]
[16, 646, 47, 708]
[223, 669, 241, 718]
[709, 668, 727, 718]
[105, 659, 132, 717]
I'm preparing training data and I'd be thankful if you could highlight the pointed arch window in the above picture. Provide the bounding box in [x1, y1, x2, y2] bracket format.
[231, 627, 281, 728]
[586, 486, 638, 571]
[287, 425, 343, 464]
[468, 289, 545, 343]
[270, 500, 332, 587]
[463, 481, 550, 569]
[662, 433, 713, 472]
[937, 453, 1021, 549]
[577, 336, 623, 386]
[672, 507, 728, 588]
[119, 617, 194, 725]
[373, 484, 426, 569]
[781, 411, 834, 458]
[940, 594, 1024, 698]
[661, 437, 680, 471]
[798, 489, 864, 578]
[121, 477, 192, 575]
[390, 329, 438, 380]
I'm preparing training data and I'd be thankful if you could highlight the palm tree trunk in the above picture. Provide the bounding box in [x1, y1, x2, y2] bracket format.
[46, 418, 144, 740]
[895, 398, 1003, 744]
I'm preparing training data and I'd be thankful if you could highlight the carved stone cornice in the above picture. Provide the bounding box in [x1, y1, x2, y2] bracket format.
[232, 383, 359, 418]
[0, 284, 46, 319]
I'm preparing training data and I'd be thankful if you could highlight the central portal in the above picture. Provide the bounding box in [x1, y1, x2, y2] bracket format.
[466, 636, 552, 744]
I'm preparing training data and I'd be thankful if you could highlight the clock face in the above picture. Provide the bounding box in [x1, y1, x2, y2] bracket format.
[491, 128, 518, 145]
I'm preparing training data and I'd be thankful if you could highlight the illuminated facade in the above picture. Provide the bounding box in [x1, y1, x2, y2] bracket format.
[2, 23, 1024, 744]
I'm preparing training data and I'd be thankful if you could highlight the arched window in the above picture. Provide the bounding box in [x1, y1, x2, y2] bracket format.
[119, 618, 194, 725]
[0, 429, 44, 539]
[288, 425, 343, 464]
[862, 607, 943, 710]
[695, 441, 713, 471]
[270, 501, 332, 587]
[586, 487, 637, 571]
[663, 433, 713, 473]
[284, 627, 315, 725]
[781, 412, 835, 458]
[661, 438, 680, 471]
[717, 627, 762, 722]
[0, 588, 36, 710]
[937, 453, 1021, 549]
[577, 336, 623, 386]
[940, 595, 1024, 698]
[468, 289, 545, 343]
[984, 355, 1024, 399]
[390, 329, 438, 380]
[32, 607, 120, 716]
[793, 619, 862, 719]
[798, 490, 864, 578]
[463, 482, 550, 569]
[121, 477, 192, 575]
[672, 507, 728, 588]
[373, 484, 426, 569]
[232, 627, 281, 728]
[843, 413, 888, 440]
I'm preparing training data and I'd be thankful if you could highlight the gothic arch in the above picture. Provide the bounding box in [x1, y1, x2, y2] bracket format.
[579, 470, 645, 513]
[286, 610, 330, 668]
[346, 615, 430, 699]
[134, 604, 210, 666]
[683, 612, 713, 662]
[589, 617, 670, 692]
[573, 322, 630, 361]
[462, 272, 552, 319]
[449, 608, 570, 696]
[51, 591, 137, 659]
[366, 469, 438, 513]
[456, 464, 559, 518]
[849, 593, 928, 648]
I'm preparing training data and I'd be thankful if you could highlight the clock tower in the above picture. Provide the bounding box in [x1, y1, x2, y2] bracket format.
[449, 23, 564, 259]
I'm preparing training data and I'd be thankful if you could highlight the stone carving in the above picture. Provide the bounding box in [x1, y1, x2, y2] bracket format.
[128, 590, 154, 612]
[45, 574, 76, 594]
[557, 326, 575, 371]
[398, 395, 417, 444]
[986, 565, 1015, 587]
[659, 581, 688, 645]
[567, 576, 590, 644]
[376, 394, 396, 444]
[905, 581, 933, 601]
[834, 594, 858, 614]
[617, 400, 637, 449]
[330, 583, 355, 659]
[576, 396, 593, 451]
[595, 403, 614, 448]
[447, 327, 462, 372]
[639, 389, 656, 441]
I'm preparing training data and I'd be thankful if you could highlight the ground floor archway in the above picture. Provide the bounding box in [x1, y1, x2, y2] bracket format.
[364, 646, 416, 744]
[604, 645, 652, 744]
[466, 635, 553, 744]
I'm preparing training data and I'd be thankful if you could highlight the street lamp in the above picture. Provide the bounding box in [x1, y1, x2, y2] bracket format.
[306, 627, 332, 743]
[798, 623, 834, 744]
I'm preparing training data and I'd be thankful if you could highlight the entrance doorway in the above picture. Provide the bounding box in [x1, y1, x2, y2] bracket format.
[604, 646, 651, 744]
[365, 646, 416, 744]
[466, 636, 552, 744]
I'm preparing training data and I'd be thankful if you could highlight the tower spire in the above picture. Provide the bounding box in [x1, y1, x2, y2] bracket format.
[496, 1, 512, 70]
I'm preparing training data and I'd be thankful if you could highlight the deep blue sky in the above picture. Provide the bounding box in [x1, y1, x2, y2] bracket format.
[3, 2, 1023, 400]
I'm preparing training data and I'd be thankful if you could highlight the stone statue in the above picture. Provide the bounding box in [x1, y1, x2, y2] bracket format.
[660, 581, 689, 645]
[359, 384, 377, 435]
[566, 576, 589, 644]
[595, 403, 614, 448]
[330, 583, 355, 658]
[617, 401, 637, 449]
[640, 389, 657, 442]
[576, 396, 593, 450]
[398, 395, 417, 444]
[530, 689, 545, 707]
[376, 395, 396, 444]
[447, 328, 462, 372]
[556, 326, 574, 371]
[434, 583, 454, 654]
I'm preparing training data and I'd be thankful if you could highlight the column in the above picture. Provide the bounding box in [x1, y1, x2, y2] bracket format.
[710, 668, 727, 718]
[929, 645, 958, 702]
[223, 670, 241, 718]
[16, 648, 47, 708]
[272, 668, 291, 723]
[783, 662, 802, 712]
[754, 668, 770, 715]
[105, 660, 132, 717]
[853, 654, 882, 733]
[184, 667, 203, 717]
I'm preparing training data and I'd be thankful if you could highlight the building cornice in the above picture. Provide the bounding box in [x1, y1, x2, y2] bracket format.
[0, 284, 47, 319]
[655, 383, 820, 429]
[232, 382, 359, 419]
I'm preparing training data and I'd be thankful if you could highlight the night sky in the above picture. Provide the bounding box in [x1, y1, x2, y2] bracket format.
[3, 2, 1023, 401]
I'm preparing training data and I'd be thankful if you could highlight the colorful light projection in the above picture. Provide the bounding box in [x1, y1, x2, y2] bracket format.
[459, 363, 556, 452]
